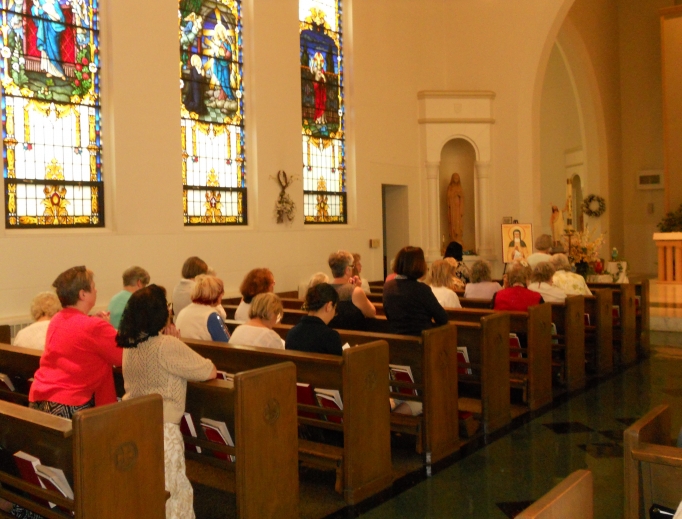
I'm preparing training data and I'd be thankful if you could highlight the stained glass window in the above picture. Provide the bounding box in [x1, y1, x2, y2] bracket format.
[180, 0, 245, 225]
[300, 0, 346, 224]
[2, 0, 102, 228]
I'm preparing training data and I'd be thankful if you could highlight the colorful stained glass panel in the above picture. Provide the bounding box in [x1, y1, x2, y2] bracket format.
[180, 0, 246, 226]
[300, 0, 346, 223]
[1, 0, 103, 228]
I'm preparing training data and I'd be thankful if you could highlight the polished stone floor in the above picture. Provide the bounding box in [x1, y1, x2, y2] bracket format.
[357, 341, 682, 519]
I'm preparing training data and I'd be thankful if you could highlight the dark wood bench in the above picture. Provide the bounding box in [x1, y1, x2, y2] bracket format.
[583, 289, 613, 376]
[549, 296, 586, 392]
[181, 339, 393, 505]
[516, 469, 593, 518]
[0, 325, 10, 345]
[624, 404, 682, 519]
[184, 363, 300, 518]
[0, 343, 41, 406]
[0, 394, 166, 518]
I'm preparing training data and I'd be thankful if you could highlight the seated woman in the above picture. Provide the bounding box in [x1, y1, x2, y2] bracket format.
[464, 260, 502, 300]
[444, 241, 471, 285]
[172, 256, 209, 318]
[550, 254, 593, 296]
[491, 262, 544, 311]
[528, 262, 567, 303]
[286, 283, 343, 356]
[29, 266, 121, 412]
[117, 284, 216, 519]
[234, 268, 275, 322]
[428, 259, 462, 308]
[175, 275, 230, 342]
[327, 250, 376, 330]
[13, 291, 61, 350]
[352, 252, 371, 294]
[229, 293, 285, 349]
[383, 246, 449, 336]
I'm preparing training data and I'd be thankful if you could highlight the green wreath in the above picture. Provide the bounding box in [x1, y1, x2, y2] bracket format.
[582, 194, 606, 218]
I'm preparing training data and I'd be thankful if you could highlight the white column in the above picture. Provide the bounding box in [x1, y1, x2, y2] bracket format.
[425, 161, 441, 261]
[475, 161, 494, 259]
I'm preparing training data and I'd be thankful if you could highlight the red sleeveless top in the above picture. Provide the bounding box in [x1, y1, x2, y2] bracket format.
[492, 286, 543, 312]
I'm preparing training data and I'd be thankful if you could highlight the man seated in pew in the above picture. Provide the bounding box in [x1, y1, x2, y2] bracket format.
[286, 283, 343, 355]
[13, 291, 61, 350]
[327, 250, 376, 331]
[118, 284, 216, 519]
[492, 261, 544, 311]
[234, 267, 276, 322]
[527, 262, 567, 303]
[176, 275, 230, 343]
[426, 259, 462, 308]
[550, 254, 593, 296]
[229, 293, 285, 349]
[526, 233, 553, 269]
[383, 246, 449, 336]
[463, 260, 502, 300]
[107, 265, 150, 329]
[31, 266, 121, 414]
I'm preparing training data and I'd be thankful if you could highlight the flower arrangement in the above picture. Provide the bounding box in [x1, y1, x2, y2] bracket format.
[564, 225, 606, 264]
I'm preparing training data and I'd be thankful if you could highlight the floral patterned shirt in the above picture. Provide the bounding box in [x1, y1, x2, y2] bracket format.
[552, 270, 593, 296]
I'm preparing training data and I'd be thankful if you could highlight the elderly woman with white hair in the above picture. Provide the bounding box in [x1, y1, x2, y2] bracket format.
[550, 254, 593, 296]
[175, 274, 230, 342]
[491, 262, 544, 311]
[229, 293, 285, 350]
[528, 262, 566, 303]
[13, 292, 62, 350]
[463, 260, 502, 300]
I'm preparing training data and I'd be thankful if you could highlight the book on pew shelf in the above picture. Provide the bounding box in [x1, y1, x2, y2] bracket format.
[13, 451, 49, 507]
[35, 463, 74, 511]
[216, 371, 234, 382]
[388, 364, 418, 396]
[200, 418, 235, 462]
[584, 313, 591, 326]
[649, 504, 676, 518]
[458, 411, 480, 438]
[0, 373, 15, 392]
[550, 323, 558, 345]
[612, 305, 621, 326]
[457, 347, 473, 375]
[296, 382, 320, 419]
[509, 333, 522, 358]
[341, 343, 351, 351]
[314, 388, 343, 424]
[180, 412, 201, 454]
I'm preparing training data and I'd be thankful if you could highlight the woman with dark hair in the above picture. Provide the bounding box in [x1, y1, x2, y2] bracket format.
[443, 241, 471, 285]
[285, 283, 343, 355]
[118, 284, 216, 519]
[383, 246, 449, 336]
[172, 256, 209, 317]
[234, 268, 275, 322]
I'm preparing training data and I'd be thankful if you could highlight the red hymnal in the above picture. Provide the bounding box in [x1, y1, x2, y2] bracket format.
[35, 464, 74, 512]
[0, 373, 15, 392]
[584, 313, 591, 326]
[200, 418, 235, 462]
[509, 333, 522, 358]
[388, 364, 418, 396]
[314, 388, 343, 424]
[296, 382, 319, 419]
[180, 412, 201, 454]
[13, 451, 49, 507]
[457, 347, 473, 375]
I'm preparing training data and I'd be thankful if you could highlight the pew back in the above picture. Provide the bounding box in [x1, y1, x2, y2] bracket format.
[516, 470, 593, 519]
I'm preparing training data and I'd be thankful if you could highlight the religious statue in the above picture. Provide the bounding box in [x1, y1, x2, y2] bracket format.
[550, 203, 567, 246]
[447, 173, 464, 244]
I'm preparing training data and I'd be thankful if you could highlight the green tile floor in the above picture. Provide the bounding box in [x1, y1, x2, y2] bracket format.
[358, 343, 682, 519]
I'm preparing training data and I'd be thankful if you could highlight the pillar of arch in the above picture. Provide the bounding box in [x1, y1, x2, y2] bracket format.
[418, 91, 495, 262]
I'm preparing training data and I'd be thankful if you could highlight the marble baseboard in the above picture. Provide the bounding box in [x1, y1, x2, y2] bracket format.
[651, 331, 682, 347]
[651, 316, 682, 332]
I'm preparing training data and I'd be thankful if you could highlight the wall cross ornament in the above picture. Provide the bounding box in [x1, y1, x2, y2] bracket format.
[273, 170, 297, 224]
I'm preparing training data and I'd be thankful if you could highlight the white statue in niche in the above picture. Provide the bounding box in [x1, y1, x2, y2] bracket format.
[447, 173, 464, 244]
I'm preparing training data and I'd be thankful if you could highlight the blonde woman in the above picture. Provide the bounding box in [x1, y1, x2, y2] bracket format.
[13, 292, 62, 350]
[175, 275, 229, 342]
[428, 259, 462, 309]
[229, 293, 285, 350]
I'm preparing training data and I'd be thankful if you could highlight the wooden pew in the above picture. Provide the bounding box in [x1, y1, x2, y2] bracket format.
[583, 289, 613, 376]
[612, 283, 637, 366]
[290, 324, 461, 466]
[624, 405, 682, 519]
[516, 469, 593, 519]
[184, 363, 299, 519]
[441, 305, 553, 411]
[550, 296, 586, 392]
[0, 394, 166, 519]
[0, 325, 10, 344]
[0, 343, 301, 518]
[181, 339, 393, 505]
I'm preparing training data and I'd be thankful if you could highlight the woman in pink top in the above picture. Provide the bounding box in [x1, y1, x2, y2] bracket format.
[29, 265, 122, 417]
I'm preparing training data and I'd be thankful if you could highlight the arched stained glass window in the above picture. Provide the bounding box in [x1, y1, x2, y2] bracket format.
[300, 0, 346, 224]
[180, 0, 245, 225]
[2, 0, 103, 228]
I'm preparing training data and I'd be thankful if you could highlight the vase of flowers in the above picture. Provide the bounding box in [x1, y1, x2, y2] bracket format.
[564, 225, 606, 279]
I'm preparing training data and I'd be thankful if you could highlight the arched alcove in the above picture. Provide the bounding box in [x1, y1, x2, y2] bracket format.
[439, 139, 477, 253]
